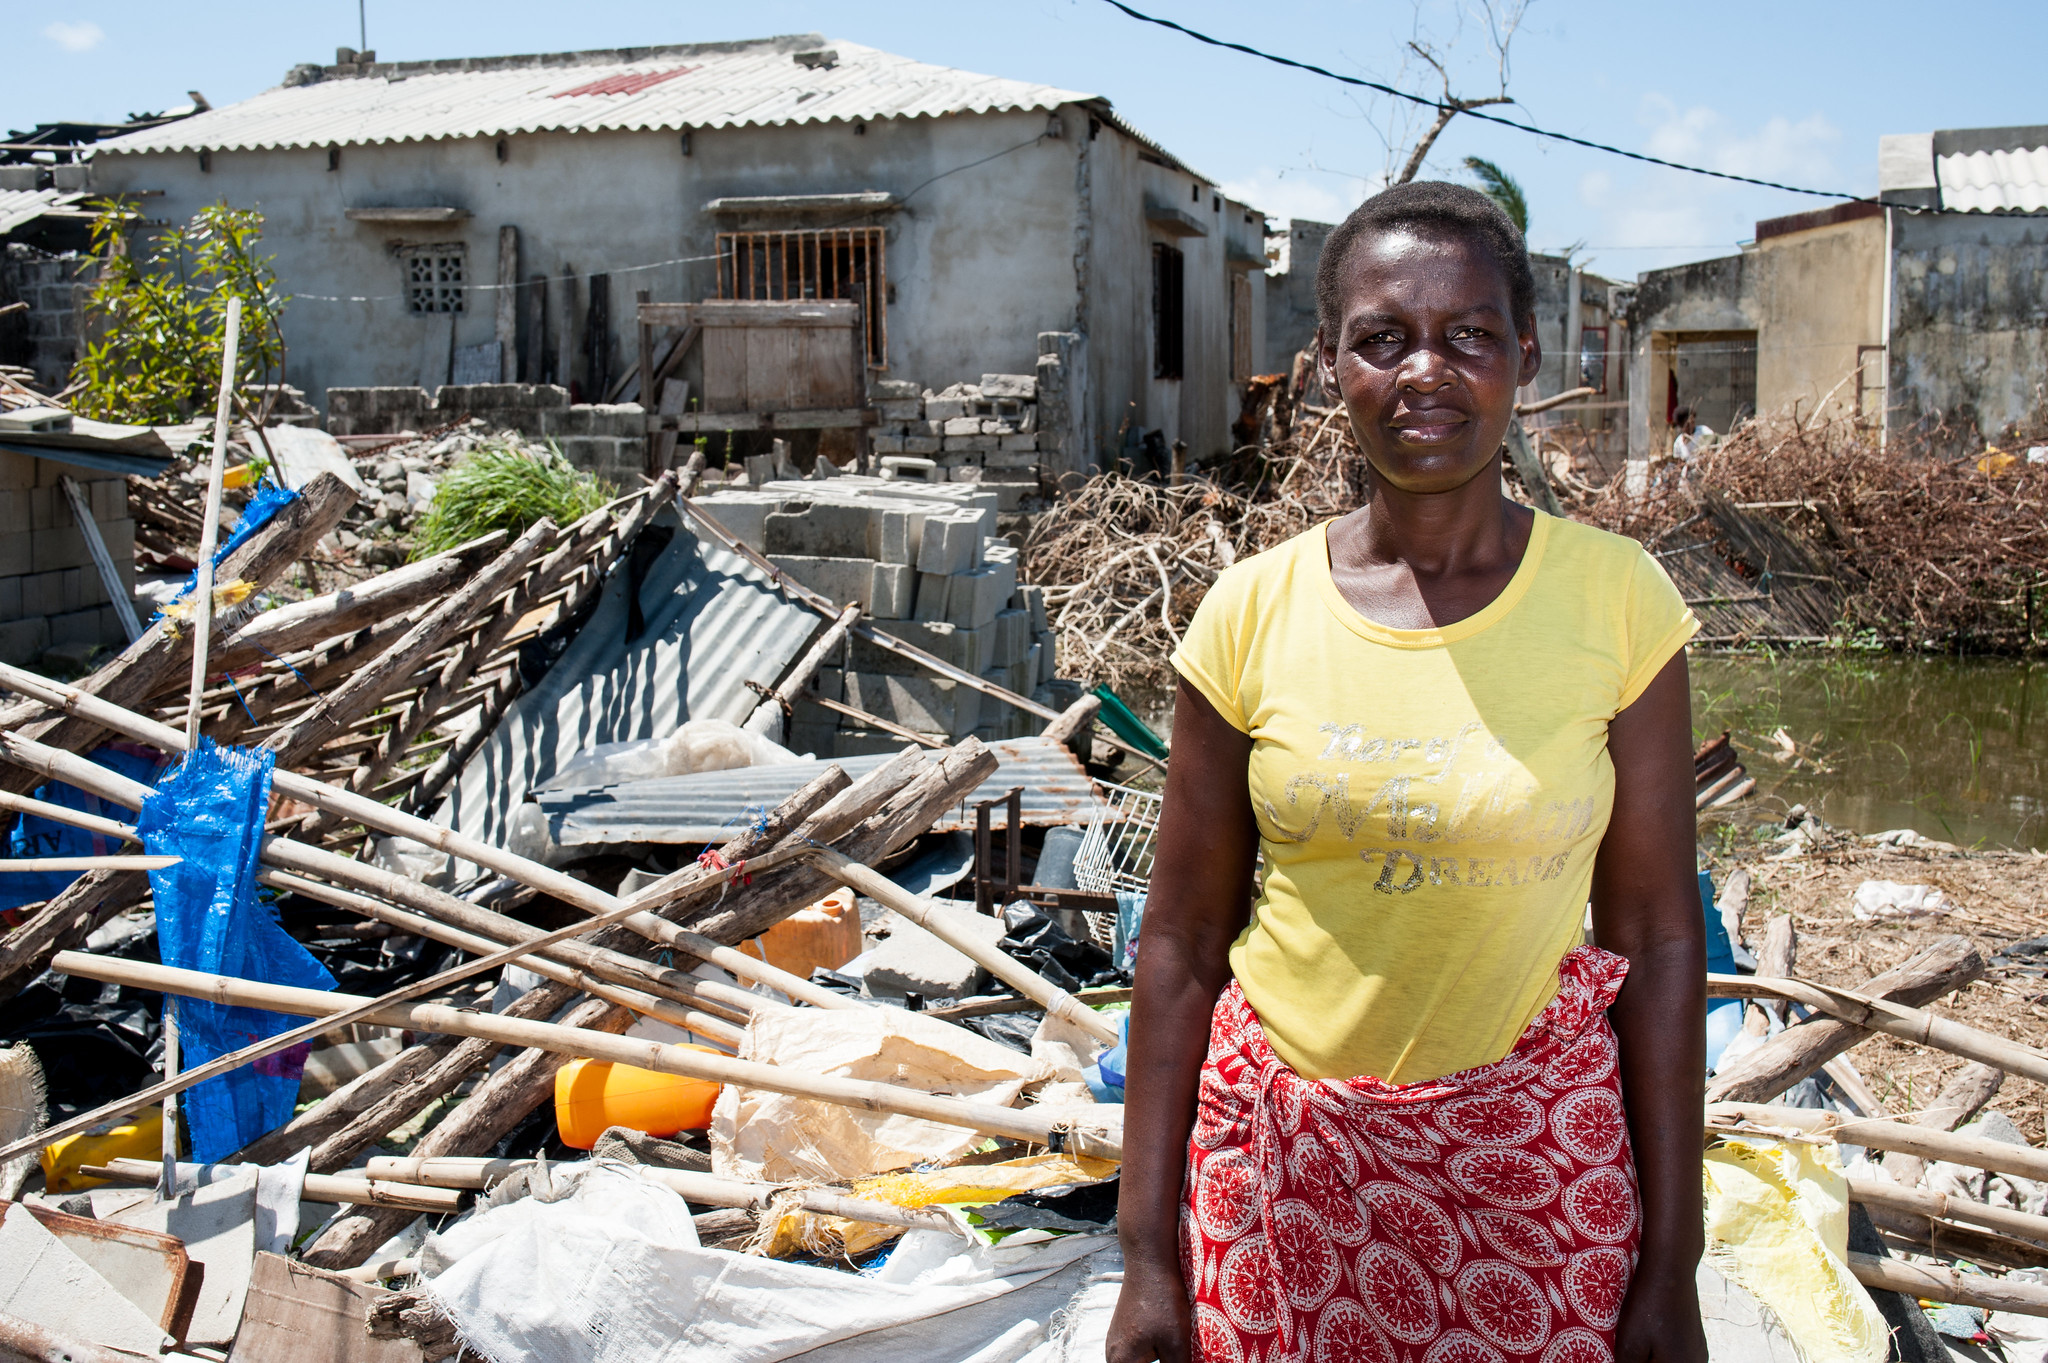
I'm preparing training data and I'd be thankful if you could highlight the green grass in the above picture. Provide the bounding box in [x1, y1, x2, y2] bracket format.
[411, 441, 616, 559]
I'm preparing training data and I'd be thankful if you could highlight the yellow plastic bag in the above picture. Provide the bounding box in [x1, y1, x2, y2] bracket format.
[1702, 1135, 1888, 1363]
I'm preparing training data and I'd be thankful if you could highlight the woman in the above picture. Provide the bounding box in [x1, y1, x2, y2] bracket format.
[1107, 182, 1708, 1363]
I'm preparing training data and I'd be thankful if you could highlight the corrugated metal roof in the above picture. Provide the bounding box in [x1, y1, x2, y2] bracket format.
[535, 736, 1111, 847]
[434, 514, 822, 862]
[0, 188, 88, 237]
[92, 35, 1098, 155]
[1938, 144, 2048, 213]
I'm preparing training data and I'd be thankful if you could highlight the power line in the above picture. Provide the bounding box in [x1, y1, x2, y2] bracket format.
[1093, 0, 1862, 201]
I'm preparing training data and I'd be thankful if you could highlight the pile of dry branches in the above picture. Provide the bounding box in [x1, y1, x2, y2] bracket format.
[1024, 406, 1374, 692]
[1582, 412, 2048, 649]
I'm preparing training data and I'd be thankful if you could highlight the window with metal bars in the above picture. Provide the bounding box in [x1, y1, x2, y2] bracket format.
[715, 227, 887, 368]
[399, 243, 466, 313]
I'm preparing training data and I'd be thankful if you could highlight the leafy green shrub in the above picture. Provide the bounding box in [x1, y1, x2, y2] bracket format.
[411, 441, 616, 558]
[72, 200, 289, 424]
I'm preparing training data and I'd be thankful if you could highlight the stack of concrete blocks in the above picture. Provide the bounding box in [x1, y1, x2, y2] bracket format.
[696, 475, 1061, 758]
[326, 384, 646, 485]
[1, 244, 96, 395]
[867, 371, 1044, 513]
[0, 452, 137, 666]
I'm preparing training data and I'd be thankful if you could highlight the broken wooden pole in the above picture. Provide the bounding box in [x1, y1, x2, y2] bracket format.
[1883, 1063, 2004, 1189]
[0, 869, 150, 1004]
[1847, 1175, 2048, 1264]
[746, 602, 861, 740]
[815, 848, 1121, 1046]
[230, 1033, 461, 1167]
[1705, 937, 1985, 1103]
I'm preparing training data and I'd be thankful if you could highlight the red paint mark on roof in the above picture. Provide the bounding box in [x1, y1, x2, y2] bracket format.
[553, 66, 696, 99]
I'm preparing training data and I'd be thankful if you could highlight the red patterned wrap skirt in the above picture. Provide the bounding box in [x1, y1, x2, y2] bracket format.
[1180, 946, 1641, 1363]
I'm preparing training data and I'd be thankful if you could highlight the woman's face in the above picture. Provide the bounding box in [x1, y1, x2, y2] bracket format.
[1319, 227, 1541, 496]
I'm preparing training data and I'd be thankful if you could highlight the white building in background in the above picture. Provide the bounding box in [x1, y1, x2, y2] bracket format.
[86, 33, 1271, 472]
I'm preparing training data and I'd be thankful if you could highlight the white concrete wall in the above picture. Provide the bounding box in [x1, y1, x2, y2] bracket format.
[1079, 129, 1249, 463]
[90, 108, 1087, 411]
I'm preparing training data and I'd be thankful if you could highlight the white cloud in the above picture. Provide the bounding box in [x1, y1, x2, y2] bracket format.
[1636, 96, 1843, 189]
[43, 21, 104, 53]
[1219, 167, 1366, 229]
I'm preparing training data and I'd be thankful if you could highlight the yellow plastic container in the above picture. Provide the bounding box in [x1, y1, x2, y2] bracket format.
[41, 1105, 164, 1193]
[741, 888, 862, 983]
[554, 1046, 722, 1150]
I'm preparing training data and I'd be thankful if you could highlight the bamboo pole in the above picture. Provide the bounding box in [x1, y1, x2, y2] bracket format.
[363, 1155, 970, 1238]
[1847, 1251, 2048, 1319]
[815, 848, 1122, 1046]
[0, 856, 176, 872]
[1846, 1174, 2048, 1246]
[0, 789, 138, 843]
[86, 1157, 464, 1213]
[0, 663, 863, 1012]
[1708, 971, 2048, 1087]
[746, 601, 860, 738]
[43, 952, 1126, 1162]
[1709, 1102, 2048, 1183]
[164, 293, 243, 1197]
[0, 846, 795, 1165]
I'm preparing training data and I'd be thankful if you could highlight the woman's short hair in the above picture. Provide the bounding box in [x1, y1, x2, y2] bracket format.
[1315, 181, 1537, 337]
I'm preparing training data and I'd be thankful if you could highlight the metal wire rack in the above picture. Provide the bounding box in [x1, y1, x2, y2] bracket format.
[1073, 781, 1160, 898]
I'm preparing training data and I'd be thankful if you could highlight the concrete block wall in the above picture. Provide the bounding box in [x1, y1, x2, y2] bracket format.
[868, 363, 1051, 513]
[325, 383, 646, 485]
[1, 246, 95, 394]
[700, 477, 1059, 757]
[0, 453, 137, 665]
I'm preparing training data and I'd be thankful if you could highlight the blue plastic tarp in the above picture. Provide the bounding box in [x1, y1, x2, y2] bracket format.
[161, 481, 298, 611]
[140, 741, 334, 1161]
[0, 744, 166, 912]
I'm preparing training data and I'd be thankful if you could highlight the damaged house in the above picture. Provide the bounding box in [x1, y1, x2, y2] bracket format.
[81, 33, 1271, 476]
[1624, 122, 2048, 455]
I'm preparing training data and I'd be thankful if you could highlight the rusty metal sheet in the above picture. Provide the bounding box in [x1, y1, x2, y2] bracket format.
[0, 1200, 190, 1334]
[535, 737, 1108, 846]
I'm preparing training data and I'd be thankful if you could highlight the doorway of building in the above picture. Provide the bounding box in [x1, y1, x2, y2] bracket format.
[1668, 331, 1758, 435]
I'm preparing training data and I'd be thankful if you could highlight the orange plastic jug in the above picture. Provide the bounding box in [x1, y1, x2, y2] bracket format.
[742, 888, 862, 983]
[554, 1045, 722, 1150]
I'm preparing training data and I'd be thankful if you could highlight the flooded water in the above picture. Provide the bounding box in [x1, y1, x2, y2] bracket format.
[1691, 652, 2048, 850]
[1128, 652, 2048, 849]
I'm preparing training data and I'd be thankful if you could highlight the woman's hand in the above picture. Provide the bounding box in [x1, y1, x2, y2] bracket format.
[1106, 1258, 1194, 1363]
[1614, 1261, 1708, 1363]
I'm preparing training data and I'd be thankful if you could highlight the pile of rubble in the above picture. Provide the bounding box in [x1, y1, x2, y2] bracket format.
[0, 396, 1143, 1357]
[867, 372, 1046, 512]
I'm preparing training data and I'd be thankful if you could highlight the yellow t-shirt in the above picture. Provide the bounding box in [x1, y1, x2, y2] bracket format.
[1169, 511, 1697, 1084]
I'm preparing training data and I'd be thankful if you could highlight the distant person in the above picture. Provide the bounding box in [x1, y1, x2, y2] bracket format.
[1670, 406, 1714, 462]
[1109, 181, 1706, 1363]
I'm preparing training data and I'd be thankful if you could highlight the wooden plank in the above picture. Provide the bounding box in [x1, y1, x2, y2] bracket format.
[56, 476, 140, 642]
[637, 300, 864, 329]
[701, 325, 749, 413]
[647, 408, 876, 433]
[230, 1252, 423, 1361]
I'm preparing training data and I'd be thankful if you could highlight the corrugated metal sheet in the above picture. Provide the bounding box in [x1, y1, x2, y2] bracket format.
[1939, 145, 2048, 213]
[435, 514, 821, 860]
[93, 37, 1096, 154]
[536, 737, 1111, 846]
[0, 188, 87, 237]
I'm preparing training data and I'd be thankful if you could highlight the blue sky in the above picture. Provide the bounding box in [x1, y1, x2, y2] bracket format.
[12, 1, 2045, 282]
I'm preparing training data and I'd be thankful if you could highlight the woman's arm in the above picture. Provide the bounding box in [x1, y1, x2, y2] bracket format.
[1107, 679, 1260, 1363]
[1590, 652, 1708, 1363]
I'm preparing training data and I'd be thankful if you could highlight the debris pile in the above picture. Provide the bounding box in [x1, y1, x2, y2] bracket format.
[867, 372, 1048, 513]
[1582, 410, 2048, 650]
[0, 406, 1141, 1357]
